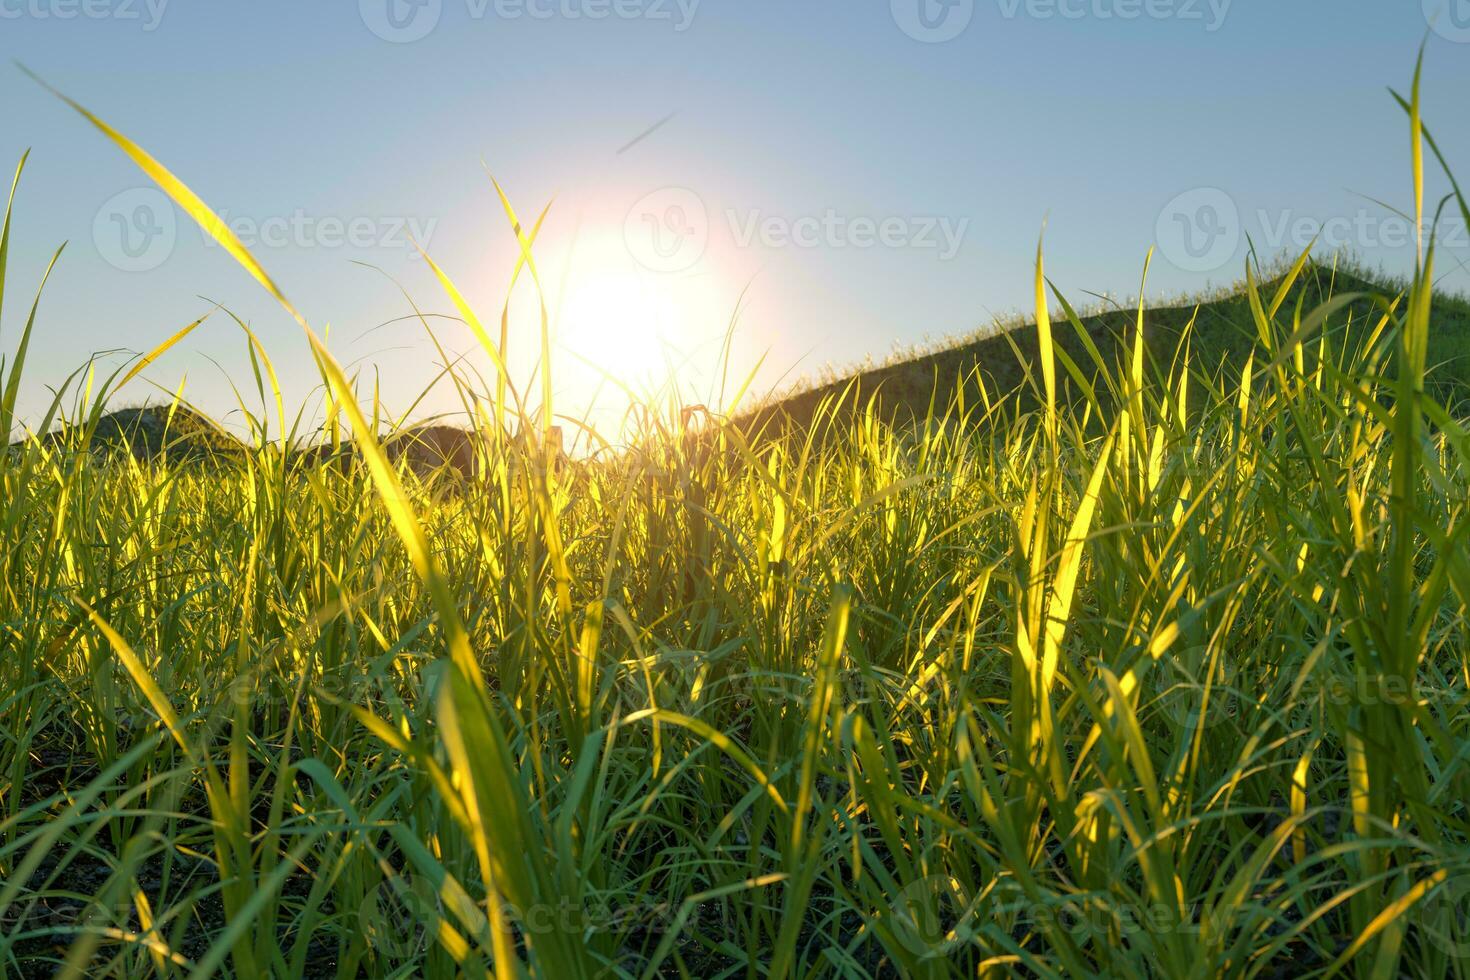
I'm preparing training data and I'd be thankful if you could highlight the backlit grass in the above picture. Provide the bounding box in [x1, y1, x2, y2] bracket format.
[2, 56, 1469, 978]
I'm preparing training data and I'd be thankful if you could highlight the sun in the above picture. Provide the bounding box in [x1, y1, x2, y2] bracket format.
[537, 224, 744, 435]
[559, 270, 683, 391]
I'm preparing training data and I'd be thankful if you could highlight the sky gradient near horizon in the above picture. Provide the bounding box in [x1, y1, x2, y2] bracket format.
[3, 1, 1469, 436]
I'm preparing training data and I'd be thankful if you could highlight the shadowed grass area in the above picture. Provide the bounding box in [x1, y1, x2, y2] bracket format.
[1, 55, 1469, 979]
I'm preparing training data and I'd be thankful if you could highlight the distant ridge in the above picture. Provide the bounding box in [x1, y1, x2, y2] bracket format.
[13, 263, 1468, 465]
[14, 407, 532, 479]
[39, 404, 247, 463]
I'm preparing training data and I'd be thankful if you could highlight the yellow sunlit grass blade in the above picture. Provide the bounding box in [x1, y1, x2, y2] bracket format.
[1035, 234, 1056, 440]
[25, 67, 306, 332]
[116, 309, 214, 393]
[0, 149, 30, 342]
[1042, 425, 1117, 687]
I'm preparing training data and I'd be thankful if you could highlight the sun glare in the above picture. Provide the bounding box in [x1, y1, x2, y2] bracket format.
[559, 270, 683, 390]
[545, 228, 738, 432]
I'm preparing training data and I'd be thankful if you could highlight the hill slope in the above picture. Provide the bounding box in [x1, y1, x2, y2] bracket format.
[752, 263, 1470, 431]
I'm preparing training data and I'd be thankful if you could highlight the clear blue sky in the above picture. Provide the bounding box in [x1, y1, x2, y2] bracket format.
[3, 1, 1468, 436]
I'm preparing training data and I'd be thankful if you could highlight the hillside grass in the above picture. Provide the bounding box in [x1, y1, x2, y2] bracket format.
[2, 57, 1470, 979]
[752, 260, 1470, 432]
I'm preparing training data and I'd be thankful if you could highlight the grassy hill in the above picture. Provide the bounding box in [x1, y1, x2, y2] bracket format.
[751, 261, 1470, 432]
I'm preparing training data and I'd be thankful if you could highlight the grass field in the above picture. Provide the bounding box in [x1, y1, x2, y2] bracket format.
[3, 60, 1470, 978]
